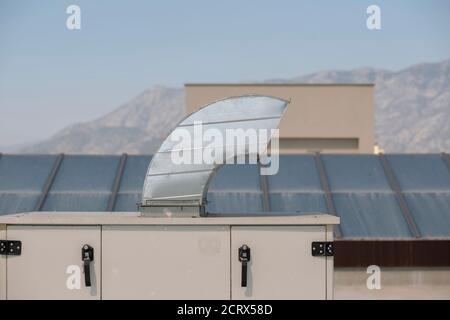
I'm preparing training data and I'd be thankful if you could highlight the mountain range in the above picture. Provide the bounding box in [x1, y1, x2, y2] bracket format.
[20, 59, 450, 154]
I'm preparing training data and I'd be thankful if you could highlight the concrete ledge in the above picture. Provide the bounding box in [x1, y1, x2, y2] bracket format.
[335, 267, 450, 299]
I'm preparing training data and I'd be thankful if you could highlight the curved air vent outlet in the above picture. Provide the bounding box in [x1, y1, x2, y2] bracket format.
[140, 95, 289, 217]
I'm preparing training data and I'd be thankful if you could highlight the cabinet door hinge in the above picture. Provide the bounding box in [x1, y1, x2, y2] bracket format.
[311, 241, 333, 256]
[0, 240, 22, 256]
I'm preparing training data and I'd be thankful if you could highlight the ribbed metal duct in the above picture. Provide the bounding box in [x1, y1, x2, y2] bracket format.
[140, 95, 289, 216]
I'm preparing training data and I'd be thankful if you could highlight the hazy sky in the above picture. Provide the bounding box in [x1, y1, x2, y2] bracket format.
[1, 0, 450, 147]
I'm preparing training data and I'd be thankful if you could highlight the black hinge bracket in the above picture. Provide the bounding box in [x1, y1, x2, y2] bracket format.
[0, 240, 22, 256]
[311, 241, 333, 256]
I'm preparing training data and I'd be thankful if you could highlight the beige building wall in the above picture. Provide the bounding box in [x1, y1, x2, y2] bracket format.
[185, 84, 374, 154]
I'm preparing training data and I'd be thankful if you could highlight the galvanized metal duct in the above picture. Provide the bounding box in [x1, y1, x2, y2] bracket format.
[140, 95, 289, 216]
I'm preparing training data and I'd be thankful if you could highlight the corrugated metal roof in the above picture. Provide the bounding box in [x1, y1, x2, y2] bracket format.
[0, 155, 57, 192]
[0, 154, 449, 239]
[322, 155, 412, 238]
[386, 154, 450, 192]
[114, 155, 152, 212]
[41, 155, 120, 212]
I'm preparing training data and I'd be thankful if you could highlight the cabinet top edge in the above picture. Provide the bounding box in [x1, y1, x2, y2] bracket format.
[0, 212, 340, 226]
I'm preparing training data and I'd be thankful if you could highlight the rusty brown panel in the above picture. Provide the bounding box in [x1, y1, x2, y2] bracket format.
[334, 240, 450, 267]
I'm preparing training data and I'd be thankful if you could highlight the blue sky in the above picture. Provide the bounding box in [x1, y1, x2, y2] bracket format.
[1, 0, 450, 146]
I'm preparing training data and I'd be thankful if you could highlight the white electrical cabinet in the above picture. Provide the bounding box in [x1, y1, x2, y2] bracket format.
[0, 212, 338, 300]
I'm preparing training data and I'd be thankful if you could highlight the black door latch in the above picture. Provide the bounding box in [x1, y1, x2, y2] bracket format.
[81, 244, 94, 287]
[238, 244, 251, 287]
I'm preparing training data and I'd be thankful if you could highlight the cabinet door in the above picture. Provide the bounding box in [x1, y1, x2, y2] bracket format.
[7, 226, 101, 300]
[0, 225, 6, 300]
[102, 226, 230, 299]
[231, 226, 326, 299]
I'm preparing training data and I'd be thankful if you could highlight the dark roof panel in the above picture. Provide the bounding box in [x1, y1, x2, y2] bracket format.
[267, 155, 323, 192]
[269, 193, 327, 213]
[322, 155, 391, 192]
[49, 155, 120, 192]
[118, 155, 152, 193]
[334, 193, 413, 238]
[114, 193, 141, 212]
[405, 193, 450, 237]
[387, 154, 450, 192]
[0, 193, 40, 215]
[0, 155, 57, 192]
[208, 164, 260, 191]
[206, 192, 264, 214]
[42, 193, 110, 212]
